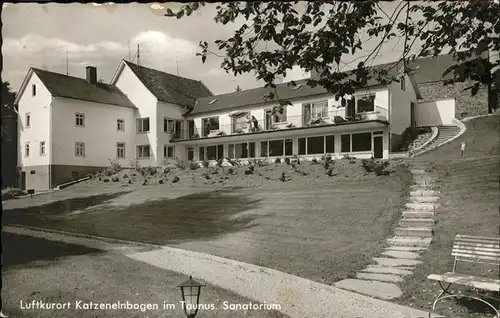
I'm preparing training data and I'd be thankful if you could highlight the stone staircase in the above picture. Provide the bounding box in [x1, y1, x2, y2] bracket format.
[411, 125, 461, 157]
[334, 166, 440, 301]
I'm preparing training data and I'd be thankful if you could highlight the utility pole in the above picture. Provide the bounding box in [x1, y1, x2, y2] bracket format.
[137, 44, 140, 65]
[176, 56, 179, 76]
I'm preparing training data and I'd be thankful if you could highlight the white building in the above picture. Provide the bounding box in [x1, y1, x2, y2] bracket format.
[15, 60, 423, 191]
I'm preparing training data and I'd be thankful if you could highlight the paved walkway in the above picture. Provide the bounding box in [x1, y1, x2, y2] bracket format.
[4, 225, 443, 318]
[334, 165, 440, 300]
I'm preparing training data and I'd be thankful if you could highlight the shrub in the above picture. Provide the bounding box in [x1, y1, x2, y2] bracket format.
[103, 178, 110, 183]
[361, 158, 378, 173]
[123, 174, 128, 179]
[280, 171, 290, 182]
[1, 187, 25, 200]
[189, 162, 199, 170]
[111, 176, 119, 182]
[203, 173, 211, 180]
[130, 159, 140, 171]
[284, 157, 291, 165]
[109, 158, 121, 173]
[311, 158, 319, 164]
[144, 166, 157, 176]
[275, 157, 282, 164]
[228, 167, 235, 175]
[374, 162, 391, 176]
[248, 165, 255, 172]
[172, 176, 180, 183]
[326, 167, 337, 177]
[202, 160, 210, 168]
[361, 158, 391, 176]
[158, 179, 164, 184]
[209, 166, 219, 175]
[244, 169, 253, 175]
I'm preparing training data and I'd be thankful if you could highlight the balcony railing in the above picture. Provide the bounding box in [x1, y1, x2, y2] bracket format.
[173, 107, 388, 140]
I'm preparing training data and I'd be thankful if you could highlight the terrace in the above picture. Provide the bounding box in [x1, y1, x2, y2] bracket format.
[172, 106, 388, 142]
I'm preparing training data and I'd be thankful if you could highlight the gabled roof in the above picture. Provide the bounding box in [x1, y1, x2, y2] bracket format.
[121, 60, 213, 107]
[190, 63, 403, 116]
[14, 68, 136, 108]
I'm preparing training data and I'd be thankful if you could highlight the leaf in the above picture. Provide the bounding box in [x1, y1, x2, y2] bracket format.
[202, 55, 207, 63]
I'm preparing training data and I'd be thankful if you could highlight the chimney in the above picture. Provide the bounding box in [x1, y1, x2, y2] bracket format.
[86, 66, 97, 84]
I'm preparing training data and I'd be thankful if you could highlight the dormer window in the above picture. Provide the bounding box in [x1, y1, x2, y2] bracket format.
[32, 84, 36, 96]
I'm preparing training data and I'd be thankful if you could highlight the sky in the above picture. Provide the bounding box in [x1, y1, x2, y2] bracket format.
[2, 2, 412, 95]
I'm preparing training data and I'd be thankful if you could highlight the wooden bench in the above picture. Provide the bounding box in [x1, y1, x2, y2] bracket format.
[427, 234, 500, 316]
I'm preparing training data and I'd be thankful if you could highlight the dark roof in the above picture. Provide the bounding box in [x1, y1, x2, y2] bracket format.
[124, 61, 213, 107]
[31, 68, 135, 108]
[191, 63, 400, 115]
[409, 52, 489, 84]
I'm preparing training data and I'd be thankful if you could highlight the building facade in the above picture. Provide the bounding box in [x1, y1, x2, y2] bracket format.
[18, 54, 485, 191]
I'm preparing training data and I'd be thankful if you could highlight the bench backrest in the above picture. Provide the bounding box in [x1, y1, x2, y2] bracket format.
[452, 235, 500, 270]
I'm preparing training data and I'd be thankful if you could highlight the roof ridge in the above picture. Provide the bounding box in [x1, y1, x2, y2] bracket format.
[32, 68, 98, 83]
[123, 60, 203, 84]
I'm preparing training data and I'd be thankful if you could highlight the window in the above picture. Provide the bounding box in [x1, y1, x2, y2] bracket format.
[164, 118, 183, 138]
[137, 117, 150, 133]
[202, 117, 220, 137]
[303, 101, 328, 125]
[75, 113, 85, 127]
[40, 141, 46, 155]
[25, 143, 30, 157]
[341, 134, 351, 152]
[357, 95, 375, 113]
[75, 142, 85, 156]
[260, 141, 268, 157]
[269, 140, 284, 157]
[137, 145, 150, 159]
[326, 135, 335, 153]
[164, 145, 175, 158]
[25, 113, 31, 128]
[298, 138, 306, 155]
[228, 142, 255, 159]
[231, 112, 250, 133]
[284, 139, 293, 156]
[272, 107, 287, 123]
[352, 132, 372, 152]
[117, 143, 125, 159]
[307, 136, 325, 155]
[117, 119, 125, 131]
[206, 144, 224, 160]
[400, 77, 406, 91]
[199, 147, 205, 161]
[187, 148, 194, 161]
[30, 170, 36, 175]
[188, 120, 196, 138]
[32, 84, 36, 96]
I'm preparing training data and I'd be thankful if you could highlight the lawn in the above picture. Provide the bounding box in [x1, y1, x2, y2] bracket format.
[2, 232, 287, 318]
[395, 115, 500, 318]
[3, 159, 412, 286]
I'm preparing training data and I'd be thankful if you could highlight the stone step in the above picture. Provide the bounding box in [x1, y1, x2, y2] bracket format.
[361, 265, 414, 276]
[384, 246, 427, 252]
[399, 218, 435, 227]
[410, 169, 427, 174]
[372, 257, 422, 267]
[402, 211, 435, 219]
[394, 227, 433, 237]
[410, 184, 437, 191]
[356, 272, 404, 283]
[410, 196, 440, 203]
[405, 203, 439, 211]
[387, 236, 432, 247]
[334, 279, 402, 300]
[381, 250, 421, 260]
[410, 190, 439, 197]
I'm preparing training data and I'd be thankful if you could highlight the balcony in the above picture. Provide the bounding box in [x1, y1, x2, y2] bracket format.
[171, 107, 388, 141]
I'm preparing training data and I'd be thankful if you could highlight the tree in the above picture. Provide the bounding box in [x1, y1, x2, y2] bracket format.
[166, 1, 500, 112]
[235, 85, 242, 92]
[1, 81, 17, 115]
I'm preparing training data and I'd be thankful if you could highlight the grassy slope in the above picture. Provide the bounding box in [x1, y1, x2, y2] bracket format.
[2, 232, 287, 318]
[3, 161, 412, 286]
[396, 115, 500, 318]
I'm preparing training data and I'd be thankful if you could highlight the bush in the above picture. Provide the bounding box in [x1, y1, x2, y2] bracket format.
[275, 157, 282, 164]
[111, 176, 119, 182]
[202, 160, 210, 168]
[159, 179, 164, 184]
[244, 169, 253, 175]
[172, 176, 180, 183]
[1, 187, 25, 200]
[284, 157, 291, 165]
[109, 158, 121, 173]
[228, 167, 235, 175]
[103, 178, 110, 183]
[361, 158, 391, 176]
[374, 162, 391, 176]
[311, 158, 319, 164]
[189, 162, 199, 170]
[130, 159, 140, 171]
[248, 165, 255, 172]
[209, 166, 219, 175]
[326, 167, 337, 177]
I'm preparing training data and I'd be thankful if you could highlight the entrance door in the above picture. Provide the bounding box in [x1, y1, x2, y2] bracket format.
[21, 171, 26, 190]
[410, 102, 416, 127]
[374, 136, 383, 159]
